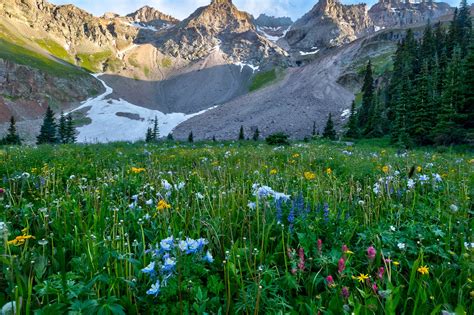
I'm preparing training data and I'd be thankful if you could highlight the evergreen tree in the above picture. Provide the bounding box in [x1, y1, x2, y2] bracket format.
[252, 128, 260, 141]
[65, 114, 76, 143]
[167, 133, 174, 141]
[152, 116, 160, 141]
[238, 125, 245, 141]
[460, 38, 474, 137]
[323, 113, 337, 140]
[358, 60, 375, 132]
[212, 135, 217, 142]
[188, 131, 194, 143]
[37, 106, 58, 145]
[345, 101, 359, 139]
[58, 112, 67, 144]
[365, 90, 384, 138]
[4, 116, 21, 145]
[456, 0, 472, 56]
[145, 128, 154, 142]
[312, 121, 317, 137]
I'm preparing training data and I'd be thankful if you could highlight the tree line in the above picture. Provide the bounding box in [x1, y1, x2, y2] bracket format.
[346, 0, 473, 146]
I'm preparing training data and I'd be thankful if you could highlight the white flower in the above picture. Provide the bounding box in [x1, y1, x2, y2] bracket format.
[397, 243, 406, 250]
[407, 179, 415, 190]
[418, 174, 429, 183]
[22, 172, 31, 179]
[196, 192, 204, 200]
[247, 202, 256, 210]
[373, 183, 381, 195]
[0, 222, 8, 236]
[390, 226, 396, 232]
[145, 199, 153, 206]
[174, 182, 185, 190]
[433, 173, 442, 182]
[161, 180, 172, 191]
[449, 204, 459, 213]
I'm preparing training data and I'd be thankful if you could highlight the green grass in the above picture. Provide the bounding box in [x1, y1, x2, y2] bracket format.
[34, 38, 72, 63]
[249, 69, 278, 91]
[0, 141, 472, 314]
[355, 49, 396, 77]
[0, 39, 86, 78]
[77, 51, 112, 72]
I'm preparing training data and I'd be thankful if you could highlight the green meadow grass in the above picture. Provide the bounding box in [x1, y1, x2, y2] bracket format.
[0, 141, 472, 314]
[249, 69, 278, 91]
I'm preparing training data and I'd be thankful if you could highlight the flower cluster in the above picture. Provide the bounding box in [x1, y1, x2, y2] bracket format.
[142, 236, 213, 297]
[252, 183, 290, 201]
[7, 228, 35, 246]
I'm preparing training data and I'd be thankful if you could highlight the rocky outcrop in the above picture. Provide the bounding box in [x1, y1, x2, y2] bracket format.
[126, 6, 179, 29]
[154, 0, 288, 64]
[284, 0, 373, 51]
[369, 0, 453, 29]
[255, 14, 293, 42]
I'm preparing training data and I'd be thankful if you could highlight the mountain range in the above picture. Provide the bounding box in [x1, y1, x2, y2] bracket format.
[0, 0, 460, 142]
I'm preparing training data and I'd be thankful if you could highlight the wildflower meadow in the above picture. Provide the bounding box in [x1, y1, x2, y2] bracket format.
[0, 141, 472, 314]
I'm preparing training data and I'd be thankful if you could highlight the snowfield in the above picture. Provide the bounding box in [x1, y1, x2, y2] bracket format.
[70, 75, 215, 143]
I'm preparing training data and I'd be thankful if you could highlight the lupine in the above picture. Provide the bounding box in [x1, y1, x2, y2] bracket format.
[367, 246, 376, 261]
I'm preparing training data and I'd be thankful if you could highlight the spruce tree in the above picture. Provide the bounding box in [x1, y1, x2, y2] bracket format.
[152, 116, 159, 141]
[167, 133, 174, 141]
[238, 125, 245, 141]
[37, 106, 58, 145]
[188, 131, 194, 143]
[58, 112, 67, 144]
[312, 121, 317, 137]
[460, 38, 474, 136]
[145, 128, 153, 142]
[358, 60, 375, 132]
[345, 101, 359, 139]
[4, 116, 21, 145]
[252, 128, 260, 141]
[65, 114, 76, 143]
[323, 113, 337, 140]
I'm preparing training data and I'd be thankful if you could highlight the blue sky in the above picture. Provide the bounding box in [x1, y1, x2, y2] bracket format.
[49, 0, 469, 21]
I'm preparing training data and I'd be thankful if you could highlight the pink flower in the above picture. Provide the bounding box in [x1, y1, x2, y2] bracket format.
[367, 246, 376, 261]
[338, 258, 345, 274]
[0, 188, 4, 195]
[326, 275, 335, 287]
[291, 268, 297, 275]
[341, 287, 350, 299]
[317, 239, 323, 254]
[298, 248, 305, 271]
[287, 247, 293, 259]
[378, 267, 385, 279]
[342, 244, 349, 253]
[372, 283, 378, 294]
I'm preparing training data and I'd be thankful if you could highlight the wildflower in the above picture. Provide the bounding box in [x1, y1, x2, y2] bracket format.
[178, 240, 188, 252]
[407, 179, 415, 189]
[326, 275, 335, 288]
[161, 179, 172, 191]
[146, 280, 161, 296]
[416, 166, 422, 173]
[304, 171, 316, 180]
[38, 239, 49, 246]
[341, 287, 350, 299]
[433, 173, 442, 182]
[373, 183, 381, 195]
[372, 283, 378, 294]
[141, 261, 156, 275]
[378, 267, 385, 279]
[174, 182, 185, 190]
[390, 226, 396, 232]
[367, 246, 376, 261]
[203, 251, 214, 263]
[160, 236, 174, 252]
[7, 234, 35, 246]
[0, 188, 4, 195]
[397, 243, 406, 250]
[392, 261, 400, 266]
[292, 153, 300, 158]
[449, 204, 458, 213]
[326, 168, 332, 175]
[298, 248, 305, 271]
[0, 222, 8, 236]
[22, 172, 31, 179]
[355, 274, 369, 283]
[247, 202, 256, 210]
[338, 258, 345, 274]
[418, 174, 429, 183]
[382, 165, 390, 174]
[270, 169, 278, 175]
[157, 200, 171, 211]
[162, 255, 176, 272]
[130, 167, 145, 174]
[417, 265, 429, 275]
[317, 239, 323, 254]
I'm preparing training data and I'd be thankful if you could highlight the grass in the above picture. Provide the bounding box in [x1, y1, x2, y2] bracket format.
[249, 69, 278, 91]
[0, 39, 86, 78]
[34, 38, 72, 63]
[0, 140, 472, 314]
[354, 49, 396, 77]
[77, 51, 112, 72]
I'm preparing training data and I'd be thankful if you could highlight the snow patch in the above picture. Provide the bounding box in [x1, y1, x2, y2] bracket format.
[234, 62, 260, 73]
[299, 48, 320, 56]
[129, 22, 158, 32]
[256, 25, 291, 42]
[341, 109, 351, 119]
[70, 74, 216, 143]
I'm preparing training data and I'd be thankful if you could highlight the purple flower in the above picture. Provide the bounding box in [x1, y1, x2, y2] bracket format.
[367, 246, 376, 261]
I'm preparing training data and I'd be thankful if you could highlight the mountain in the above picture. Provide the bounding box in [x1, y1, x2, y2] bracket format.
[255, 14, 293, 42]
[126, 5, 179, 27]
[369, 0, 453, 29]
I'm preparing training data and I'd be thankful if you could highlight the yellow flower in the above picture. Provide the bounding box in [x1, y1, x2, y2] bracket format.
[382, 165, 390, 174]
[211, 161, 219, 166]
[393, 261, 400, 266]
[7, 235, 35, 246]
[354, 274, 369, 283]
[470, 290, 474, 298]
[416, 166, 422, 173]
[130, 167, 145, 174]
[417, 265, 429, 275]
[469, 159, 474, 164]
[326, 168, 332, 175]
[292, 153, 300, 158]
[157, 200, 171, 211]
[304, 171, 316, 180]
[289, 159, 296, 164]
[270, 169, 278, 175]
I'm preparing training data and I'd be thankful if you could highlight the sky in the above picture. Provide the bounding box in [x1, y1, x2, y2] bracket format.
[49, 0, 469, 21]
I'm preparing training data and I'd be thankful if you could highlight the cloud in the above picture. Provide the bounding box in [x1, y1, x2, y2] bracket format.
[49, 0, 469, 21]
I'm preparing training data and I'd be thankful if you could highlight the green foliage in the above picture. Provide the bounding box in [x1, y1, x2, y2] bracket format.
[34, 38, 72, 62]
[1, 116, 21, 145]
[265, 132, 290, 145]
[36, 107, 58, 145]
[252, 128, 260, 141]
[249, 69, 277, 91]
[238, 125, 245, 141]
[76, 51, 112, 72]
[161, 57, 172, 68]
[323, 113, 337, 140]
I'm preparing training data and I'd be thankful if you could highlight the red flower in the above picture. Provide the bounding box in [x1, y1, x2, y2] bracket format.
[367, 246, 376, 261]
[326, 275, 335, 287]
[338, 258, 345, 274]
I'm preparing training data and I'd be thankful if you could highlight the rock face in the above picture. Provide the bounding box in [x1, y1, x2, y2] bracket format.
[155, 0, 287, 64]
[369, 0, 453, 29]
[284, 0, 373, 51]
[126, 6, 179, 28]
[255, 14, 293, 42]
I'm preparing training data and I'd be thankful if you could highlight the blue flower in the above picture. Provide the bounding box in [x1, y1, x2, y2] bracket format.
[160, 236, 174, 252]
[178, 240, 188, 252]
[196, 238, 208, 250]
[162, 256, 176, 272]
[203, 251, 214, 263]
[146, 280, 161, 296]
[323, 203, 329, 223]
[186, 238, 200, 254]
[141, 261, 156, 276]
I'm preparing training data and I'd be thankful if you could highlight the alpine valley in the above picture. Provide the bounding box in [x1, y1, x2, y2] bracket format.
[0, 0, 466, 142]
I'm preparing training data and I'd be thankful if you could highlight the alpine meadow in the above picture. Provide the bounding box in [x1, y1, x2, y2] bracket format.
[0, 0, 473, 314]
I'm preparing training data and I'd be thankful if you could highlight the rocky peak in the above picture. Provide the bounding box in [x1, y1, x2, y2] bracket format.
[255, 14, 293, 28]
[126, 5, 179, 25]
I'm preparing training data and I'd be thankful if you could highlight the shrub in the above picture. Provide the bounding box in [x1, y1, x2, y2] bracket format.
[265, 132, 290, 145]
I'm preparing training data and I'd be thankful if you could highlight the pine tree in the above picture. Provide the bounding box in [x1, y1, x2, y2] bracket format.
[37, 106, 58, 145]
[358, 60, 375, 132]
[145, 128, 154, 142]
[58, 112, 67, 144]
[188, 131, 194, 143]
[167, 133, 174, 141]
[345, 101, 359, 139]
[456, 0, 472, 56]
[4, 116, 21, 145]
[252, 128, 260, 141]
[312, 121, 317, 137]
[365, 90, 384, 138]
[65, 114, 76, 144]
[238, 125, 245, 141]
[323, 113, 337, 140]
[460, 38, 474, 136]
[152, 116, 160, 141]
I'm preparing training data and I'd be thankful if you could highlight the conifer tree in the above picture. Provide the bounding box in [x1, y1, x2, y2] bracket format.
[252, 128, 260, 141]
[345, 101, 359, 139]
[145, 128, 154, 142]
[460, 38, 474, 135]
[323, 113, 337, 140]
[238, 125, 245, 141]
[167, 133, 174, 141]
[358, 60, 375, 132]
[65, 114, 76, 143]
[58, 112, 67, 144]
[37, 106, 58, 145]
[152, 116, 159, 141]
[188, 131, 194, 143]
[4, 116, 21, 145]
[312, 121, 317, 137]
